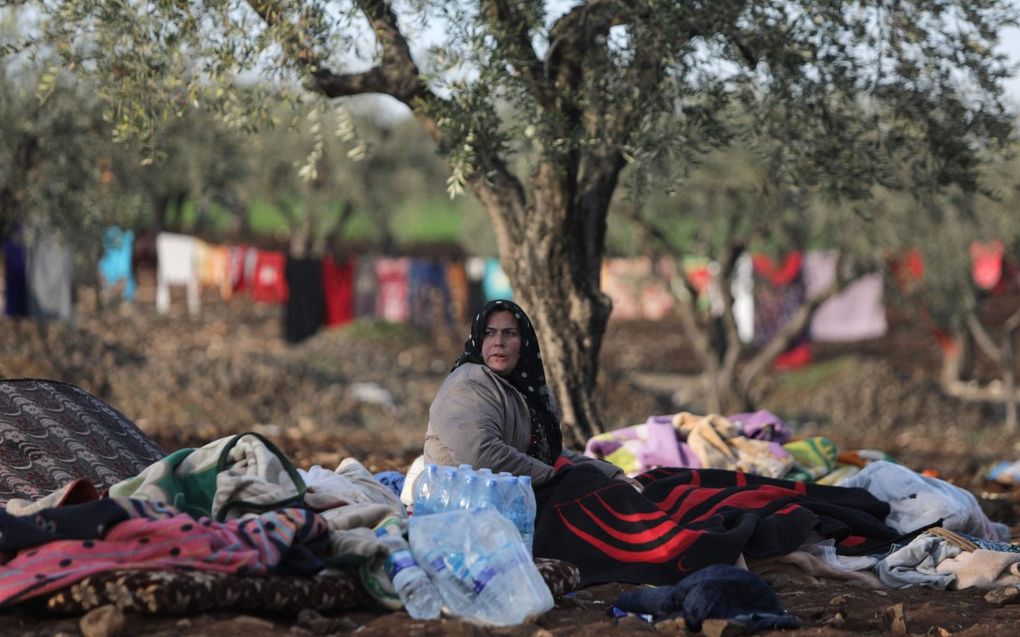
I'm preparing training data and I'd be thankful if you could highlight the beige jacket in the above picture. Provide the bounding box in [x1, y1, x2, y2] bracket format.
[422, 363, 622, 485]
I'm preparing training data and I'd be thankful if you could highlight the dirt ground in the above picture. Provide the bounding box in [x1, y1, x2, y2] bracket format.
[3, 278, 1020, 636]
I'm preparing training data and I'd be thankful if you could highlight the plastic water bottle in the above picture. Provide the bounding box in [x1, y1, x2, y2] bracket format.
[413, 464, 440, 517]
[516, 476, 537, 555]
[376, 519, 442, 619]
[419, 548, 474, 616]
[409, 507, 554, 626]
[435, 467, 458, 513]
[457, 473, 479, 510]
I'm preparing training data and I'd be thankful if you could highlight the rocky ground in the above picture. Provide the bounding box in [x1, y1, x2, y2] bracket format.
[2, 278, 1020, 636]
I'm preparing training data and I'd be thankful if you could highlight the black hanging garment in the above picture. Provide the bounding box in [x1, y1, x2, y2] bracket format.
[284, 256, 325, 344]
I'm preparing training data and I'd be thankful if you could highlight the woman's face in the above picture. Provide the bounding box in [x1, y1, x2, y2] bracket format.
[482, 310, 521, 376]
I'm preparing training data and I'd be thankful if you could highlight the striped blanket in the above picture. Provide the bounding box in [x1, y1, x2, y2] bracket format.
[534, 464, 902, 586]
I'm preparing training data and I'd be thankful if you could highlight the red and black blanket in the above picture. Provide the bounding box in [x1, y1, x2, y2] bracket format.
[533, 464, 901, 586]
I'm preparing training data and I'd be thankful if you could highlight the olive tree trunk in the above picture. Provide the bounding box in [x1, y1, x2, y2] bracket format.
[470, 159, 621, 447]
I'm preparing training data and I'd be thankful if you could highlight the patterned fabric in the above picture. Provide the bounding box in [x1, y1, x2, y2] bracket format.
[107, 433, 306, 522]
[0, 502, 331, 606]
[453, 299, 562, 464]
[534, 464, 899, 587]
[533, 557, 580, 599]
[0, 380, 166, 507]
[34, 559, 577, 616]
[783, 436, 839, 481]
[37, 569, 370, 615]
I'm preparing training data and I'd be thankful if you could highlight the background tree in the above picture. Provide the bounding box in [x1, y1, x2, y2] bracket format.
[19, 0, 1019, 444]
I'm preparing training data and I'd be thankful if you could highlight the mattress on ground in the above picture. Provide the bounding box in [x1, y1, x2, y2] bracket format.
[0, 379, 166, 506]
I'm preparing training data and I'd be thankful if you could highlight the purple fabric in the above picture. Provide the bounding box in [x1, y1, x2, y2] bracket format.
[727, 410, 792, 444]
[802, 251, 887, 343]
[584, 420, 701, 472]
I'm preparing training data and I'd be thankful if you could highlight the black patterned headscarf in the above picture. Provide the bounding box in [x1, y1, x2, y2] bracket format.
[452, 299, 563, 464]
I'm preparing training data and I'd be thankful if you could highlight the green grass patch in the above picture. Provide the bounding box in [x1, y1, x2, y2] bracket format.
[248, 199, 290, 235]
[774, 355, 855, 394]
[391, 199, 463, 243]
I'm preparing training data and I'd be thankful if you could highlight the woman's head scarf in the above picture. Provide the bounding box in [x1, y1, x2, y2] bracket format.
[452, 299, 563, 464]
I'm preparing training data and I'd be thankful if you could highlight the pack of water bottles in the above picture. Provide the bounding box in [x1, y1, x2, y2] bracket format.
[412, 464, 537, 555]
[408, 506, 554, 626]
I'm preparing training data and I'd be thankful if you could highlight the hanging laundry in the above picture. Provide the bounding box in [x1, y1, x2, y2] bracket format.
[601, 258, 649, 320]
[156, 232, 200, 316]
[284, 255, 324, 343]
[408, 259, 453, 329]
[445, 260, 469, 325]
[98, 226, 136, 302]
[130, 231, 158, 277]
[752, 252, 810, 369]
[375, 258, 410, 322]
[642, 256, 676, 320]
[226, 245, 249, 295]
[322, 255, 354, 327]
[887, 248, 924, 292]
[731, 253, 755, 344]
[27, 230, 74, 323]
[802, 251, 887, 342]
[465, 257, 486, 316]
[2, 224, 27, 317]
[354, 257, 378, 319]
[196, 242, 231, 300]
[251, 250, 288, 304]
[482, 258, 513, 301]
[970, 240, 1005, 291]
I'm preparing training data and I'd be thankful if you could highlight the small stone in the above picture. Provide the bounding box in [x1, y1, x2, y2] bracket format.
[985, 586, 1020, 607]
[829, 593, 852, 606]
[654, 618, 686, 633]
[700, 618, 751, 637]
[878, 603, 907, 634]
[821, 610, 846, 627]
[79, 605, 126, 637]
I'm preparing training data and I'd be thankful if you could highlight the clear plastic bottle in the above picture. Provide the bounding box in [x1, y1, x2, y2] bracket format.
[434, 466, 458, 514]
[457, 473, 479, 510]
[419, 547, 474, 616]
[375, 519, 442, 619]
[516, 476, 537, 555]
[409, 508, 553, 626]
[412, 464, 440, 517]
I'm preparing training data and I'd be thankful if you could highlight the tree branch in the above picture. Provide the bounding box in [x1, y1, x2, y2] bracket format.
[480, 0, 550, 107]
[247, 0, 427, 104]
[738, 256, 852, 391]
[965, 310, 1001, 361]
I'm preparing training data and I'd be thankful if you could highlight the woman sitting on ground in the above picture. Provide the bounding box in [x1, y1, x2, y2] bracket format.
[415, 299, 625, 486]
[406, 299, 900, 588]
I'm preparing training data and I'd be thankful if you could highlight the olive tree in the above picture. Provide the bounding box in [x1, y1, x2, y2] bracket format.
[18, 0, 1018, 444]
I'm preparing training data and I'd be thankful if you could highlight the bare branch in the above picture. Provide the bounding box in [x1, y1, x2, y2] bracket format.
[481, 0, 550, 107]
[738, 265, 848, 391]
[965, 310, 1002, 361]
[247, 0, 426, 104]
